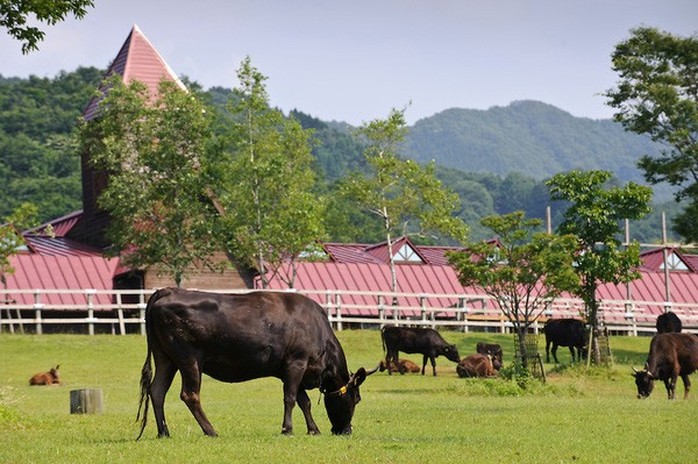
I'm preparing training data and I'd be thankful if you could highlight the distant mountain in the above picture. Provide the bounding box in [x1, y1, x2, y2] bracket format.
[403, 100, 662, 186]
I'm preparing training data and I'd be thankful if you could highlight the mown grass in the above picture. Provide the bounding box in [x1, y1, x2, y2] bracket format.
[1, 330, 696, 463]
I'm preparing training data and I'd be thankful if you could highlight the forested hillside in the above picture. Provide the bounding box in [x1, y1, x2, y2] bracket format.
[404, 101, 662, 185]
[0, 69, 680, 243]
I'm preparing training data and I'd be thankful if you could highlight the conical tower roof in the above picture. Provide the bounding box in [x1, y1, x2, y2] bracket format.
[82, 24, 186, 121]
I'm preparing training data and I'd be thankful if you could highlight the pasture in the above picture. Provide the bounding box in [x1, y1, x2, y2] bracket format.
[1, 330, 696, 464]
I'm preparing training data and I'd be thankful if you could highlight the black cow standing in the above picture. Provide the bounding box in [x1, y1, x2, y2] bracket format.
[656, 311, 682, 333]
[381, 326, 460, 376]
[632, 333, 698, 400]
[137, 288, 374, 439]
[544, 318, 587, 363]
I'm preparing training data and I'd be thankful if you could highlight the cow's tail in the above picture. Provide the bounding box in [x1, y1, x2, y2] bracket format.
[135, 288, 166, 441]
[380, 326, 387, 353]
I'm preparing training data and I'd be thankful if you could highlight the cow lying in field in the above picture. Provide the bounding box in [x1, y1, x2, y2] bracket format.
[456, 354, 498, 378]
[476, 342, 503, 370]
[29, 365, 61, 386]
[378, 359, 421, 374]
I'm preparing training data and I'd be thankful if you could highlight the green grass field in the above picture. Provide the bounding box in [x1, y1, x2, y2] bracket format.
[1, 330, 696, 463]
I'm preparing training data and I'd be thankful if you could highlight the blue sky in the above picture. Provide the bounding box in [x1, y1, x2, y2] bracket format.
[1, 0, 696, 125]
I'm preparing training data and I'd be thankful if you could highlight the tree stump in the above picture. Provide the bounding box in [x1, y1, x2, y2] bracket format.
[70, 389, 104, 414]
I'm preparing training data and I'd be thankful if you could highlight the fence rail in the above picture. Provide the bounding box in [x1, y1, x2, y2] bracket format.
[1, 288, 697, 335]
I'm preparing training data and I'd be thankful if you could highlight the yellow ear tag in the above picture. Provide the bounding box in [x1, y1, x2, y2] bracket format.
[339, 386, 347, 396]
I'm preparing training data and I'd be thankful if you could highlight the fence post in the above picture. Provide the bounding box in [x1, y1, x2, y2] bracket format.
[336, 293, 343, 331]
[34, 290, 43, 335]
[624, 301, 636, 336]
[116, 292, 126, 335]
[86, 289, 95, 336]
[377, 294, 385, 328]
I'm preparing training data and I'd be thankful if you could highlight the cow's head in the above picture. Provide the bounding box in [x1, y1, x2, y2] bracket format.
[632, 366, 655, 399]
[49, 365, 61, 383]
[323, 367, 370, 435]
[442, 344, 461, 363]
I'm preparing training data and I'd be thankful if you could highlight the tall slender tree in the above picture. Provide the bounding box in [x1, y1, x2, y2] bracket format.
[546, 170, 652, 363]
[214, 57, 325, 288]
[340, 108, 468, 294]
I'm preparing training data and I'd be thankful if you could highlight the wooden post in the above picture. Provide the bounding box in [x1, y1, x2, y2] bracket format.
[70, 389, 104, 414]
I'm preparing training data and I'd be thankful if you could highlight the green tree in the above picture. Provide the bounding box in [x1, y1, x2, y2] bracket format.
[0, 203, 39, 289]
[215, 57, 325, 288]
[0, 0, 94, 53]
[546, 170, 652, 363]
[447, 211, 579, 368]
[340, 108, 468, 294]
[605, 27, 698, 242]
[77, 76, 221, 286]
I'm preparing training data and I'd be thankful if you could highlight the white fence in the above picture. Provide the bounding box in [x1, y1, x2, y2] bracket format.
[1, 288, 697, 335]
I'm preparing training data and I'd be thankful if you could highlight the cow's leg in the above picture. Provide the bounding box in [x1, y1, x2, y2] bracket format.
[429, 356, 437, 376]
[551, 344, 559, 364]
[545, 341, 551, 363]
[664, 377, 676, 400]
[421, 354, 428, 375]
[681, 374, 691, 400]
[281, 360, 307, 435]
[150, 354, 177, 438]
[296, 388, 320, 435]
[179, 361, 217, 437]
[386, 349, 396, 376]
[569, 346, 576, 362]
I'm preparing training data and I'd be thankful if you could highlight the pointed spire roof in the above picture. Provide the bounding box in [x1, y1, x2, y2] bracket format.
[83, 24, 186, 121]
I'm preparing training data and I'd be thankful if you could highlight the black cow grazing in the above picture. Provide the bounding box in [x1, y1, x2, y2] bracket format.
[476, 342, 503, 370]
[656, 311, 682, 333]
[632, 333, 698, 400]
[381, 326, 460, 376]
[544, 318, 587, 363]
[137, 288, 375, 439]
[456, 354, 498, 378]
[29, 365, 61, 385]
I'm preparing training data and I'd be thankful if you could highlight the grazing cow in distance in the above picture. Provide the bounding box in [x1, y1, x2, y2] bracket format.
[381, 326, 460, 376]
[378, 359, 421, 374]
[632, 333, 698, 400]
[29, 365, 61, 386]
[656, 311, 682, 333]
[544, 319, 587, 363]
[476, 342, 503, 370]
[137, 288, 375, 438]
[456, 354, 498, 378]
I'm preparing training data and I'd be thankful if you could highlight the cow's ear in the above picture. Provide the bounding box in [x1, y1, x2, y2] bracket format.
[352, 368, 367, 388]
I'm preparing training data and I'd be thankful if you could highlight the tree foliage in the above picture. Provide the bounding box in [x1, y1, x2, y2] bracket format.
[77, 76, 221, 286]
[340, 108, 468, 293]
[214, 58, 325, 288]
[546, 170, 652, 362]
[0, 0, 94, 53]
[447, 211, 579, 365]
[605, 27, 698, 242]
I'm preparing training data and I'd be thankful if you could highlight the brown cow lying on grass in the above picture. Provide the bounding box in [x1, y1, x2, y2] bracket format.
[456, 354, 498, 378]
[378, 359, 421, 374]
[29, 365, 61, 386]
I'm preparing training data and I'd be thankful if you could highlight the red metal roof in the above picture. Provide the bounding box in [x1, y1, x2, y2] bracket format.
[25, 210, 82, 238]
[4, 254, 119, 305]
[24, 235, 104, 257]
[82, 24, 186, 121]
